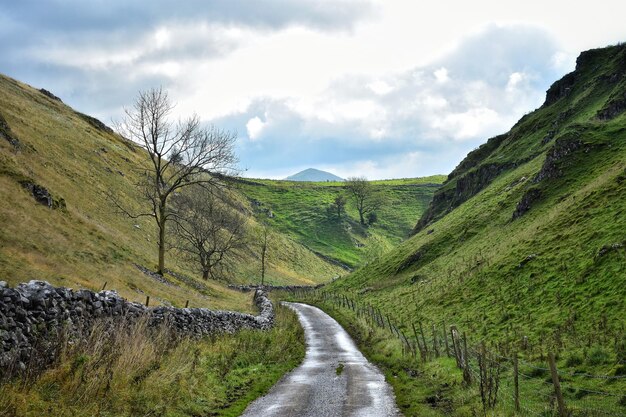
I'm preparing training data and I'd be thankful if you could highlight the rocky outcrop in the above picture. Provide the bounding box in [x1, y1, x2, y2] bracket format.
[543, 44, 626, 108]
[512, 188, 542, 219]
[0, 280, 274, 379]
[596, 92, 626, 120]
[447, 134, 509, 181]
[38, 88, 62, 102]
[415, 162, 515, 232]
[19, 180, 66, 209]
[0, 112, 20, 149]
[543, 72, 577, 106]
[76, 112, 114, 134]
[533, 137, 584, 183]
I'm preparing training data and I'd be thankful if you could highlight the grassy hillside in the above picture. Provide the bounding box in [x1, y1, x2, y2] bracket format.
[330, 44, 626, 352]
[308, 43, 626, 416]
[0, 73, 346, 309]
[238, 176, 445, 268]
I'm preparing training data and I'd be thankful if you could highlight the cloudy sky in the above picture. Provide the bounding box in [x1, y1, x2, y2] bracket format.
[1, 1, 625, 179]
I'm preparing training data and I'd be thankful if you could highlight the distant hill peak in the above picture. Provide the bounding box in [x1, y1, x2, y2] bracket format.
[285, 168, 344, 182]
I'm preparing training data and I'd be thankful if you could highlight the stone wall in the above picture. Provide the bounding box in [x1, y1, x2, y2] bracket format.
[0, 280, 273, 379]
[228, 283, 325, 292]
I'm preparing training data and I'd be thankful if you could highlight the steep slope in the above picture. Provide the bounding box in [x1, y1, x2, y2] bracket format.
[0, 73, 343, 309]
[415, 44, 626, 234]
[238, 177, 445, 268]
[332, 44, 626, 344]
[285, 168, 344, 182]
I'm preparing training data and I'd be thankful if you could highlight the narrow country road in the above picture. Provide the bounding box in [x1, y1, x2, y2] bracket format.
[240, 302, 401, 417]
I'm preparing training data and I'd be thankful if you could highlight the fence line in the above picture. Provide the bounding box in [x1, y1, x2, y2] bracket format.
[281, 288, 626, 416]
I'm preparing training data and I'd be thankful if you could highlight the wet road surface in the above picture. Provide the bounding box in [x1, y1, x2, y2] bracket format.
[240, 302, 401, 417]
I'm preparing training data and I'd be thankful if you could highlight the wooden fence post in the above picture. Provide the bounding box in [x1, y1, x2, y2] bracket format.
[412, 323, 425, 362]
[419, 322, 429, 357]
[145, 295, 150, 307]
[401, 330, 415, 358]
[386, 316, 394, 335]
[443, 321, 450, 357]
[101, 281, 107, 291]
[462, 332, 471, 385]
[450, 325, 461, 368]
[513, 353, 520, 412]
[185, 300, 189, 308]
[432, 324, 440, 357]
[548, 352, 567, 417]
[377, 309, 385, 329]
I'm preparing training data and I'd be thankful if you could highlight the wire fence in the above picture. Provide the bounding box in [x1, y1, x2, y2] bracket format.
[283, 288, 626, 417]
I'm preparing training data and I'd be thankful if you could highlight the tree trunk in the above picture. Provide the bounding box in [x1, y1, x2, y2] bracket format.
[261, 245, 266, 286]
[157, 206, 166, 275]
[358, 209, 365, 225]
[202, 268, 209, 280]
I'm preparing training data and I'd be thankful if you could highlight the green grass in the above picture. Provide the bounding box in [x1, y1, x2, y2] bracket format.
[0, 301, 304, 417]
[298, 293, 626, 416]
[328, 43, 626, 347]
[303, 44, 626, 415]
[237, 176, 444, 268]
[0, 72, 347, 308]
[0, 71, 441, 295]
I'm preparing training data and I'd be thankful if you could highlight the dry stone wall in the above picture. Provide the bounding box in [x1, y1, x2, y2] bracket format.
[228, 284, 324, 292]
[0, 280, 273, 378]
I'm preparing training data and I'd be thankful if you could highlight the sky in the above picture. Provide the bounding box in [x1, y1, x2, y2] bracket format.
[1, 1, 625, 179]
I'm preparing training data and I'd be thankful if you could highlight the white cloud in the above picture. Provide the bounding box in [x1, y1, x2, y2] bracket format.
[154, 27, 171, 48]
[5, 0, 626, 179]
[421, 95, 448, 110]
[367, 80, 394, 95]
[210, 24, 574, 178]
[550, 51, 576, 72]
[433, 107, 500, 141]
[434, 67, 449, 83]
[506, 72, 525, 90]
[246, 116, 266, 140]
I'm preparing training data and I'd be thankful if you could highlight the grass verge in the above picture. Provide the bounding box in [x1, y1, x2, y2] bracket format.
[0, 302, 304, 417]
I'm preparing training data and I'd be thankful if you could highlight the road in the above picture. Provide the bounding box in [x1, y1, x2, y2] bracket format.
[240, 302, 401, 417]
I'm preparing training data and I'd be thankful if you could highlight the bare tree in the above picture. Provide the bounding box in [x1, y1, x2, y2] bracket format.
[345, 176, 378, 225]
[171, 187, 247, 280]
[112, 87, 238, 275]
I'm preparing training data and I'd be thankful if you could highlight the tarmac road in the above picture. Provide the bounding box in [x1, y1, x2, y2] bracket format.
[240, 302, 401, 417]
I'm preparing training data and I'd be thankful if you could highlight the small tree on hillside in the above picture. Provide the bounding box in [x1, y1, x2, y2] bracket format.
[255, 222, 271, 286]
[345, 176, 378, 225]
[172, 187, 247, 280]
[111, 87, 238, 275]
[329, 194, 347, 219]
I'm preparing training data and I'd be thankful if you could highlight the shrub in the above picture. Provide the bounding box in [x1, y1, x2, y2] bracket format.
[586, 346, 611, 365]
[565, 352, 584, 367]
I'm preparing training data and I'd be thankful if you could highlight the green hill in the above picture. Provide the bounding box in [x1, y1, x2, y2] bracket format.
[314, 43, 626, 417]
[0, 73, 349, 308]
[0, 72, 442, 302]
[238, 176, 445, 269]
[331, 43, 626, 346]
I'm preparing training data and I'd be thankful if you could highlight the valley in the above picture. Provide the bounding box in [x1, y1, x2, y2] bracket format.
[1, 39, 625, 417]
